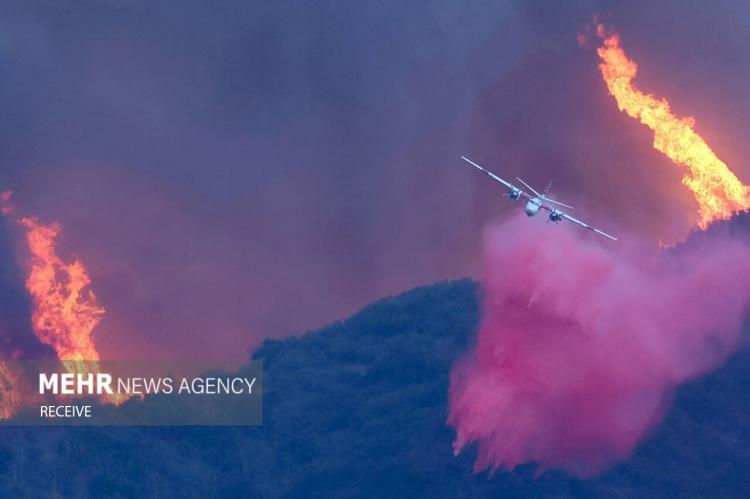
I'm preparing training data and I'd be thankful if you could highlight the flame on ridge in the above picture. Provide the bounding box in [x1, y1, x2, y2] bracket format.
[595, 24, 750, 228]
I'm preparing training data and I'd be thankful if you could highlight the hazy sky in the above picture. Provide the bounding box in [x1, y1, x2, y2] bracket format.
[0, 1, 749, 359]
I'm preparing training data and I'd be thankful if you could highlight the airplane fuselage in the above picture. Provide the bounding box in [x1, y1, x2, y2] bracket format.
[524, 197, 542, 216]
[461, 155, 617, 240]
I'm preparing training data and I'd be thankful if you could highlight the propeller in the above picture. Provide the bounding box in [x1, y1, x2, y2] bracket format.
[503, 188, 521, 200]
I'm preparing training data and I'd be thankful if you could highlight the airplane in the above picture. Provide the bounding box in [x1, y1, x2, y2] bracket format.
[461, 156, 617, 241]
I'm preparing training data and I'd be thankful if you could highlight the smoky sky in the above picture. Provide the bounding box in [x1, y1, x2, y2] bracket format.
[0, 1, 749, 359]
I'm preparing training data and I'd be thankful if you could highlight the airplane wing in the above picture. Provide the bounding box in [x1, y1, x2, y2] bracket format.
[461, 156, 531, 200]
[559, 211, 617, 241]
[536, 200, 616, 240]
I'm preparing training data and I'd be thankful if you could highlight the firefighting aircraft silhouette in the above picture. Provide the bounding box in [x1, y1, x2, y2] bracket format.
[462, 156, 617, 241]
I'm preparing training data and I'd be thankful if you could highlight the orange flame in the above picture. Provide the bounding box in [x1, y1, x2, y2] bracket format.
[17, 213, 128, 404]
[0, 194, 126, 414]
[595, 24, 750, 228]
[20, 216, 104, 364]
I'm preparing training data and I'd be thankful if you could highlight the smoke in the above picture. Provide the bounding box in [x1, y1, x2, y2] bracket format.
[448, 215, 750, 477]
[0, 1, 518, 359]
[0, 2, 749, 359]
[447, 5, 750, 477]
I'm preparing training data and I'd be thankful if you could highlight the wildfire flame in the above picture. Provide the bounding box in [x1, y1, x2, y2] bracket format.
[20, 216, 104, 366]
[1, 192, 104, 365]
[595, 24, 750, 228]
[0, 191, 124, 414]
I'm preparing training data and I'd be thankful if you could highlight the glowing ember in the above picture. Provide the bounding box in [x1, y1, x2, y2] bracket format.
[0, 362, 27, 419]
[595, 24, 750, 228]
[0, 191, 13, 215]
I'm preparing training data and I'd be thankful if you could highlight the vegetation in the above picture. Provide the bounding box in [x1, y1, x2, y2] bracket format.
[1, 278, 749, 497]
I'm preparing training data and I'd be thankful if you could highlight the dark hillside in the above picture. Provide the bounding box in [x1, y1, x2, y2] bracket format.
[0, 278, 749, 498]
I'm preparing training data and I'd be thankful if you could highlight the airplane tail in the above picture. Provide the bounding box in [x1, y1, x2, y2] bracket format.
[538, 179, 575, 210]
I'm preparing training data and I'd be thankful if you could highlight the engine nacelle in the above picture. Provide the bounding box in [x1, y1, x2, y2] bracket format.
[508, 188, 521, 200]
[549, 210, 562, 222]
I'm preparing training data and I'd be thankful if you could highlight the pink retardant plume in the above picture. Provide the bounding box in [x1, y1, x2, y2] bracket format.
[448, 216, 750, 477]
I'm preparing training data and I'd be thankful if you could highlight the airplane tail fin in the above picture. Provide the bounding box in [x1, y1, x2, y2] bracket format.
[541, 180, 575, 209]
[516, 177, 541, 198]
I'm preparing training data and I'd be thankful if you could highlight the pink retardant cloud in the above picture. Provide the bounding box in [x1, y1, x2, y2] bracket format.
[448, 215, 750, 477]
